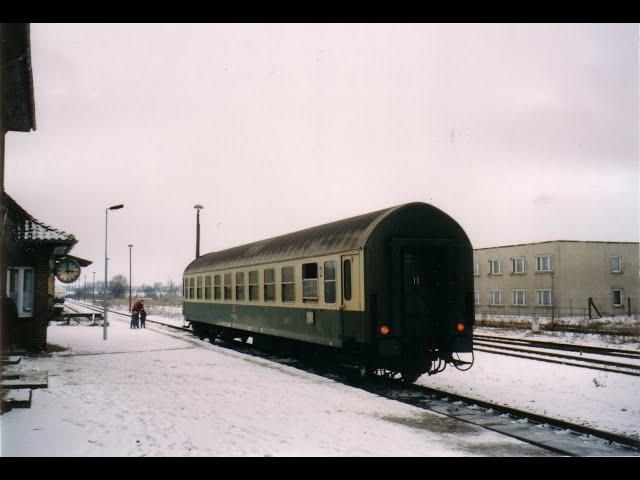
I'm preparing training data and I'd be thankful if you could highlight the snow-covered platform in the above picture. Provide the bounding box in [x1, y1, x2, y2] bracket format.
[1, 319, 552, 456]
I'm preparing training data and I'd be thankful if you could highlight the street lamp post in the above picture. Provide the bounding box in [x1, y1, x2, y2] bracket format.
[128, 244, 133, 312]
[104, 204, 124, 340]
[194, 204, 203, 259]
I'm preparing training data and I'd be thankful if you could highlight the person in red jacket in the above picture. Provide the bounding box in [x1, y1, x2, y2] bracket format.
[131, 299, 144, 329]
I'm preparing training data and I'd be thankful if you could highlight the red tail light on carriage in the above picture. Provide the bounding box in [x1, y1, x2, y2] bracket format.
[380, 325, 390, 335]
[456, 322, 465, 333]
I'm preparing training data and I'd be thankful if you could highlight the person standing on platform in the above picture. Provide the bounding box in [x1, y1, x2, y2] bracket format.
[131, 299, 144, 329]
[139, 305, 147, 328]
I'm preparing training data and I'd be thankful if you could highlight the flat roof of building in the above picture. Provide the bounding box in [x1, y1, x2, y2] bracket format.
[474, 240, 639, 251]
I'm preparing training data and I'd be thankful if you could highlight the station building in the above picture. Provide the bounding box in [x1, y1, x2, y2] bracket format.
[473, 240, 639, 318]
[1, 23, 92, 352]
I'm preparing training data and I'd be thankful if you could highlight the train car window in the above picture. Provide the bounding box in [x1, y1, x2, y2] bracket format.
[196, 276, 203, 299]
[204, 276, 212, 300]
[189, 277, 195, 299]
[236, 272, 245, 301]
[343, 259, 352, 301]
[214, 275, 221, 300]
[249, 270, 259, 301]
[324, 261, 336, 303]
[224, 273, 232, 300]
[302, 263, 318, 303]
[264, 269, 275, 302]
[183, 278, 188, 299]
[281, 266, 295, 302]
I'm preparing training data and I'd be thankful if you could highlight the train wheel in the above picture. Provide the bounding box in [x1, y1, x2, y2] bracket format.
[400, 370, 420, 383]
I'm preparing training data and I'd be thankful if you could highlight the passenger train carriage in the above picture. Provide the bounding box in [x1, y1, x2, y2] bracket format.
[183, 202, 474, 381]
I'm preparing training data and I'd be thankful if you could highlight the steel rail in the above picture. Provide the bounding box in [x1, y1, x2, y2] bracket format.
[474, 340, 640, 371]
[474, 333, 640, 359]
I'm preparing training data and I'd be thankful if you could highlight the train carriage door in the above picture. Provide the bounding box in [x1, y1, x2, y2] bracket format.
[340, 254, 361, 311]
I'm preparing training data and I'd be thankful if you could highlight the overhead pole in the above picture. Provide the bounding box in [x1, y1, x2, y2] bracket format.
[194, 204, 203, 259]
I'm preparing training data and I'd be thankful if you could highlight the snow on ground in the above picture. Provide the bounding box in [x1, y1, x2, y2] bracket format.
[420, 332, 640, 439]
[0, 319, 549, 457]
[105, 303, 640, 439]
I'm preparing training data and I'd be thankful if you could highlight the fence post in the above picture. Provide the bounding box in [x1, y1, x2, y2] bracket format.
[588, 297, 592, 320]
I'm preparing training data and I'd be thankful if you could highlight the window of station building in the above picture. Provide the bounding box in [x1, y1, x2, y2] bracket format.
[536, 289, 552, 306]
[249, 270, 259, 301]
[489, 260, 501, 275]
[7, 267, 34, 317]
[473, 261, 479, 276]
[512, 257, 526, 274]
[189, 277, 195, 299]
[214, 275, 221, 300]
[196, 276, 203, 299]
[536, 255, 553, 272]
[512, 290, 526, 306]
[489, 290, 502, 305]
[324, 261, 336, 304]
[612, 289, 624, 307]
[236, 272, 245, 301]
[224, 273, 232, 300]
[264, 268, 275, 302]
[302, 263, 318, 303]
[474, 291, 480, 305]
[281, 266, 295, 302]
[611, 256, 623, 273]
[204, 276, 212, 300]
[343, 259, 352, 301]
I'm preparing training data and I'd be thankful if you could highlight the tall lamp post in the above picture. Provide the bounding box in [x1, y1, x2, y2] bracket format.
[194, 204, 203, 259]
[128, 244, 133, 312]
[104, 204, 124, 340]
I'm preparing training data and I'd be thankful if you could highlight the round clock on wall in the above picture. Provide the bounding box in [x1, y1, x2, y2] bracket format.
[55, 258, 81, 283]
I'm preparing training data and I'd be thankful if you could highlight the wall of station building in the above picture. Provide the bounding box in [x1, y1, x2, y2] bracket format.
[7, 249, 55, 351]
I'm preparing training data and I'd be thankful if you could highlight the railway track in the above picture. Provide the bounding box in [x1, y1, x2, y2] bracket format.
[64, 299, 639, 456]
[474, 334, 640, 377]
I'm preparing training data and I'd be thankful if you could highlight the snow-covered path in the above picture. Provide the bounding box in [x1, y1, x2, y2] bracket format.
[1, 319, 550, 457]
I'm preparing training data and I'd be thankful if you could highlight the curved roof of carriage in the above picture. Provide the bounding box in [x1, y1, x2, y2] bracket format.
[184, 202, 444, 274]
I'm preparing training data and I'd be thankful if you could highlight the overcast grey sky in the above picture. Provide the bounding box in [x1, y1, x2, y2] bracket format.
[5, 23, 639, 286]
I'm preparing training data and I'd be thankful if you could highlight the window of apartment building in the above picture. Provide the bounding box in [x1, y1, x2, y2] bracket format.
[489, 290, 502, 305]
[6, 267, 34, 317]
[196, 276, 203, 299]
[248, 271, 259, 301]
[474, 291, 480, 305]
[302, 263, 318, 303]
[213, 275, 221, 300]
[204, 276, 212, 300]
[512, 257, 526, 274]
[281, 266, 295, 302]
[224, 273, 232, 300]
[612, 289, 624, 307]
[489, 260, 501, 275]
[611, 256, 623, 273]
[235, 272, 245, 301]
[512, 290, 526, 306]
[536, 255, 553, 272]
[324, 261, 336, 304]
[536, 289, 552, 306]
[473, 261, 479, 276]
[264, 269, 275, 302]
